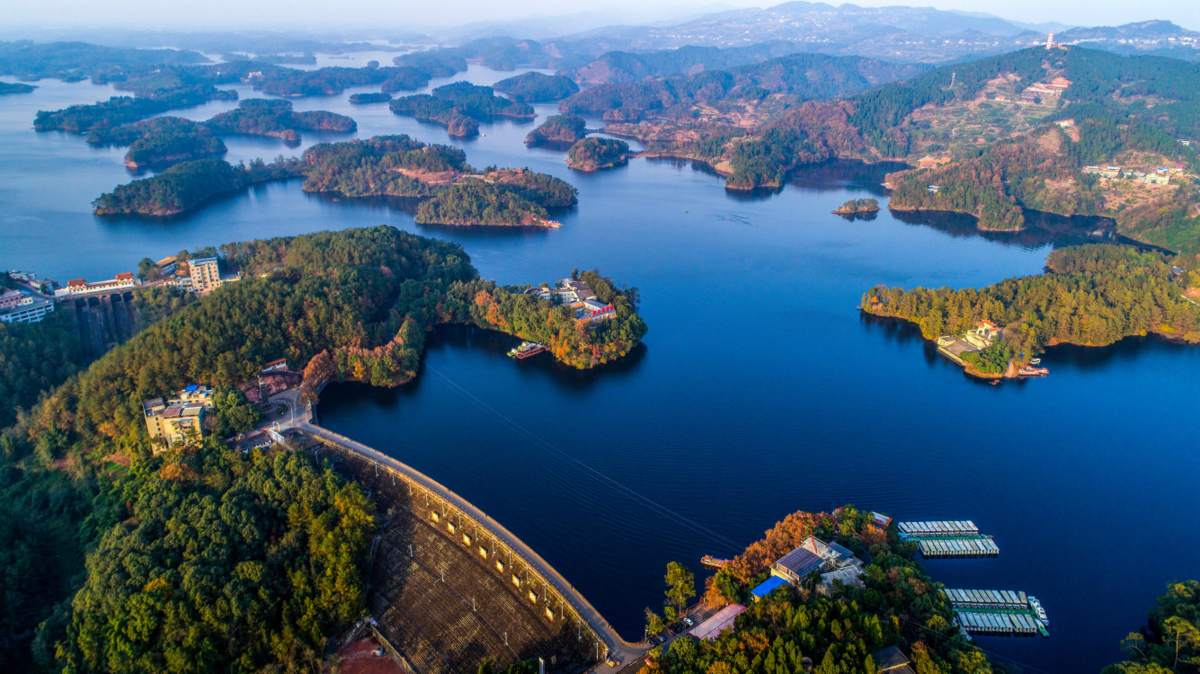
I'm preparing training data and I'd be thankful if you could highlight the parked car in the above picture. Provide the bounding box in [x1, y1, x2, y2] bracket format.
[682, 617, 694, 627]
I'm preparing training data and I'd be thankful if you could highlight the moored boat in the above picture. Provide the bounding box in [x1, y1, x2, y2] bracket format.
[508, 341, 547, 359]
[1018, 365, 1049, 377]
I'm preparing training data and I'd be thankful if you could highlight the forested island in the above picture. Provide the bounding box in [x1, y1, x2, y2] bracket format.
[92, 134, 577, 224]
[93, 157, 305, 216]
[390, 82, 535, 138]
[493, 71, 580, 102]
[87, 117, 227, 169]
[525, 113, 587, 145]
[833, 198, 880, 214]
[652, 505, 1005, 674]
[302, 135, 577, 226]
[862, 245, 1200, 376]
[349, 92, 392, 104]
[82, 100, 352, 169]
[204, 98, 356, 143]
[0, 81, 34, 94]
[34, 89, 237, 133]
[567, 137, 630, 171]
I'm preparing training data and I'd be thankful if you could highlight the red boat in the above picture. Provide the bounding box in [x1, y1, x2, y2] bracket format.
[1018, 365, 1049, 377]
[701, 555, 730, 568]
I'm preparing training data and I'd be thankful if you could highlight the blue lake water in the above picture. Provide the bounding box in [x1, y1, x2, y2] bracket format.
[3, 65, 1198, 673]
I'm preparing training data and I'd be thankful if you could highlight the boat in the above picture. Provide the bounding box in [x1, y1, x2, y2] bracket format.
[507, 341, 547, 359]
[701, 555, 730, 568]
[1030, 358, 1041, 365]
[1018, 365, 1049, 377]
[1028, 596, 1048, 624]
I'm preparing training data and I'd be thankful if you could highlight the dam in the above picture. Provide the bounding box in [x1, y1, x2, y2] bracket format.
[293, 423, 643, 673]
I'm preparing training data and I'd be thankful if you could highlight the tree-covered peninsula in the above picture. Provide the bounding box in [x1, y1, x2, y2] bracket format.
[87, 117, 227, 169]
[204, 98, 356, 144]
[0, 227, 487, 671]
[525, 113, 587, 145]
[453, 269, 647, 368]
[567, 137, 630, 171]
[862, 245, 1200, 372]
[493, 71, 580, 102]
[657, 505, 1005, 674]
[302, 135, 577, 226]
[93, 157, 304, 216]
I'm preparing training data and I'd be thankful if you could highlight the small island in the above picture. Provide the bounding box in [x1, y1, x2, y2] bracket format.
[349, 92, 393, 104]
[525, 113, 587, 145]
[0, 81, 35, 95]
[93, 157, 304, 216]
[862, 245, 1200, 379]
[390, 81, 534, 138]
[87, 117, 227, 169]
[205, 99, 356, 144]
[832, 198, 880, 215]
[567, 137, 630, 171]
[302, 135, 577, 227]
[492, 72, 580, 102]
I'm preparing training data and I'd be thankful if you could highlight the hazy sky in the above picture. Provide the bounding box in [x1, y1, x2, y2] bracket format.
[1, 0, 1197, 33]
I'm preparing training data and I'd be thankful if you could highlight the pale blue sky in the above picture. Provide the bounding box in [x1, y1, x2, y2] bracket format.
[1, 0, 1197, 33]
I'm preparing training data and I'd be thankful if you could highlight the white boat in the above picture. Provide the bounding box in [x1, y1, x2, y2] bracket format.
[1030, 358, 1042, 365]
[1028, 596, 1048, 624]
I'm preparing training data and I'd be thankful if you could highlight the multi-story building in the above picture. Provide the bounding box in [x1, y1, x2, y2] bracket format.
[186, 257, 241, 294]
[143, 385, 216, 447]
[0, 290, 55, 324]
[188, 257, 222, 293]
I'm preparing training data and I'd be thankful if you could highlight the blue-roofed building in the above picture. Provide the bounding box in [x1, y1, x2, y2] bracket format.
[751, 576, 791, 601]
[184, 384, 200, 393]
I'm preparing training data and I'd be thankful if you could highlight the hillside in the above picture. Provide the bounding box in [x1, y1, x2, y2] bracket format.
[597, 46, 1200, 258]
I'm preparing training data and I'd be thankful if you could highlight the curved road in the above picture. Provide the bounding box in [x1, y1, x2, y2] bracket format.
[298, 421, 648, 671]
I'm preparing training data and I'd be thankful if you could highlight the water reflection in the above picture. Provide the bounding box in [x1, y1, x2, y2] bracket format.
[888, 207, 1117, 250]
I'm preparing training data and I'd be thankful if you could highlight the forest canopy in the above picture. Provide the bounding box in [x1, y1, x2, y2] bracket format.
[863, 245, 1200, 358]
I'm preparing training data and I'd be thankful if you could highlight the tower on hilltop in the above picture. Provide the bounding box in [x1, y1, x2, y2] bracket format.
[1046, 32, 1055, 50]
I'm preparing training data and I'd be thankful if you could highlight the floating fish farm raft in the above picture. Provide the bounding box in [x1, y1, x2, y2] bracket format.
[946, 589, 1049, 638]
[897, 520, 999, 558]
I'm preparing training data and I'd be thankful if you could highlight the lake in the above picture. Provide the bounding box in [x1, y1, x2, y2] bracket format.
[3, 64, 1198, 673]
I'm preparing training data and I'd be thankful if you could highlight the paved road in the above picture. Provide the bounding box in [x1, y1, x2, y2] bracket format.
[297, 422, 649, 671]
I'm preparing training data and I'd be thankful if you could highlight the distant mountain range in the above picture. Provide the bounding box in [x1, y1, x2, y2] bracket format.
[548, 3, 1200, 64]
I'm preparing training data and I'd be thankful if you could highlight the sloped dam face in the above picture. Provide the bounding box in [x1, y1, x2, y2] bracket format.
[302, 437, 603, 674]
